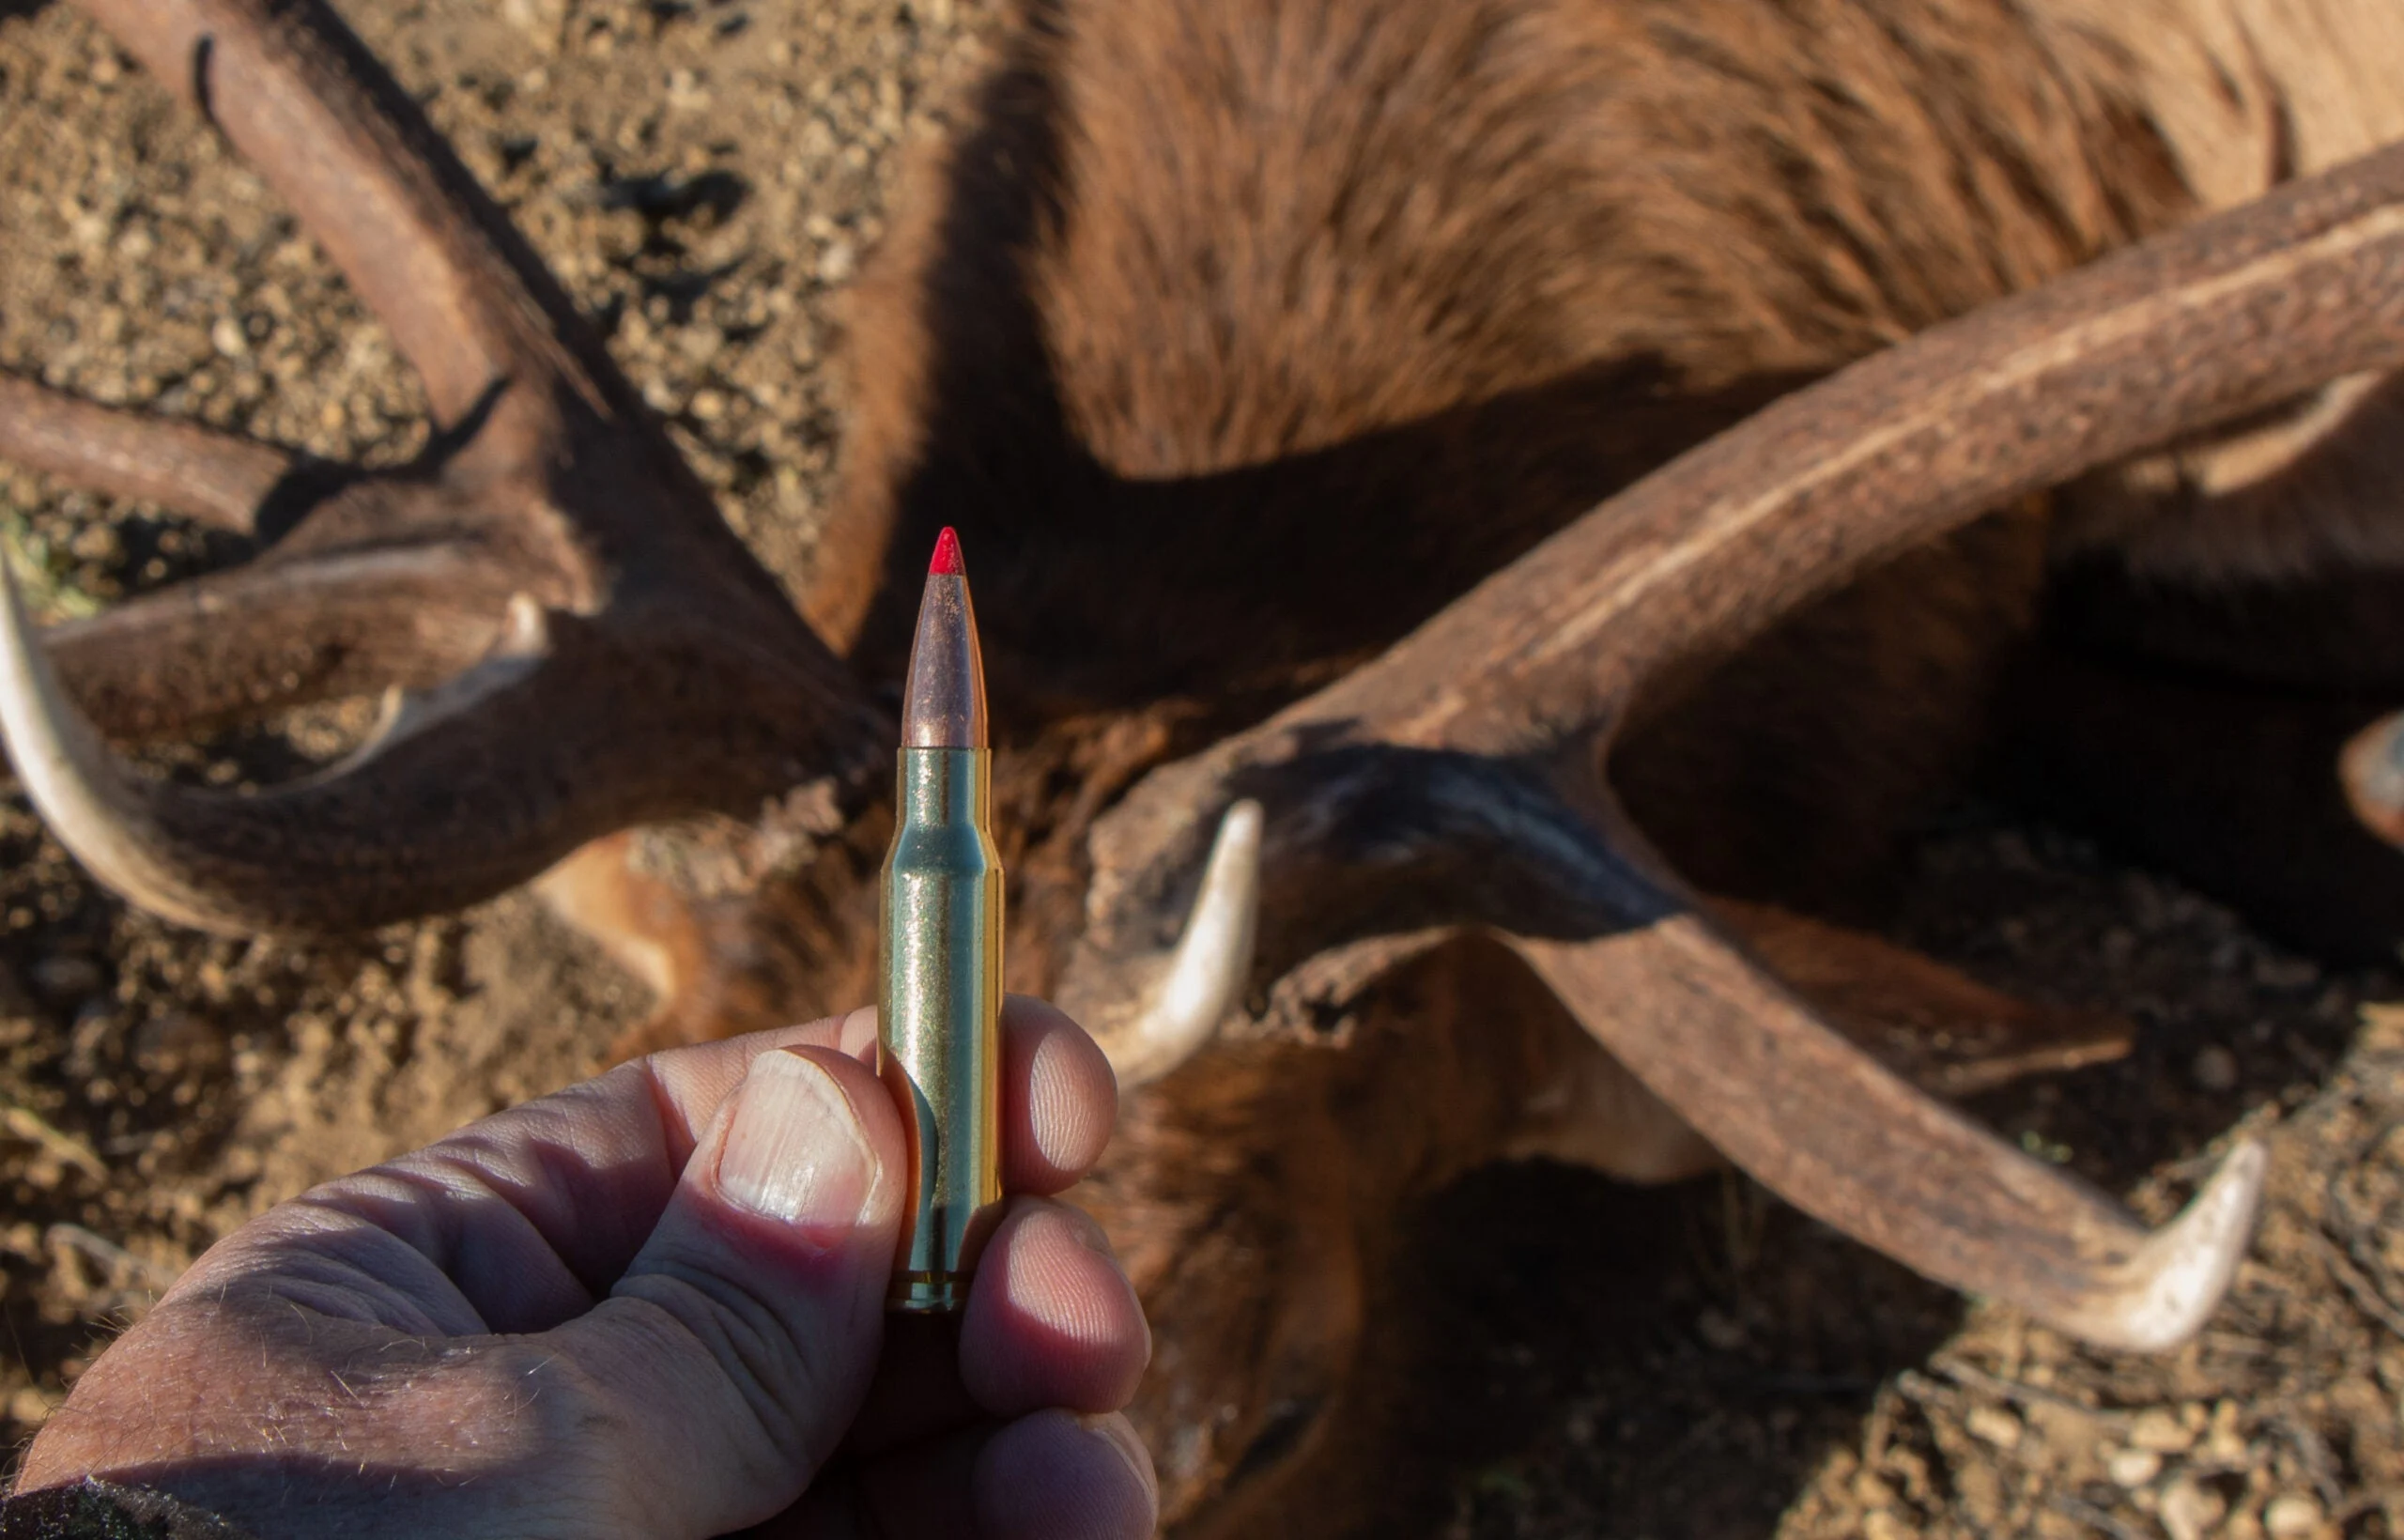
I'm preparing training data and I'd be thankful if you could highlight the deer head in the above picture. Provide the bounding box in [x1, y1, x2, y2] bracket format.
[7, 0, 2404, 1531]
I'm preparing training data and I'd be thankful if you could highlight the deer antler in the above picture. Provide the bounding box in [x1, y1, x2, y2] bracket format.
[1068, 144, 2404, 1348]
[0, 0, 885, 932]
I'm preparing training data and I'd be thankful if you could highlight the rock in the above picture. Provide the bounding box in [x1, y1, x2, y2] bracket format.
[133, 1012, 223, 1072]
[2108, 1447, 2163, 1487]
[1695, 1307, 1746, 1350]
[2202, 1399, 2247, 1462]
[2161, 1474, 2226, 1540]
[2130, 1407, 2196, 1453]
[1966, 1405, 2024, 1451]
[2263, 1494, 2322, 1538]
[30, 954, 102, 1001]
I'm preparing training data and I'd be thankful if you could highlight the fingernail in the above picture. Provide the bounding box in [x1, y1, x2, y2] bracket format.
[837, 1005, 880, 1062]
[717, 1051, 882, 1224]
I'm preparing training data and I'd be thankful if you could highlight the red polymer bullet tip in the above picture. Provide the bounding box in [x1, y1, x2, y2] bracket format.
[929, 526, 964, 576]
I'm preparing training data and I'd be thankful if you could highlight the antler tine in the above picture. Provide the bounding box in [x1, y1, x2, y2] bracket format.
[1072, 145, 2404, 1346]
[0, 558, 860, 933]
[0, 548, 297, 933]
[42, 541, 521, 744]
[1510, 909, 2267, 1352]
[0, 375, 526, 746]
[74, 0, 604, 433]
[1071, 799, 1264, 1086]
[0, 373, 295, 532]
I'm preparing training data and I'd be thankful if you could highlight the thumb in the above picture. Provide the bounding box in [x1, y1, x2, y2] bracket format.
[550, 1045, 906, 1539]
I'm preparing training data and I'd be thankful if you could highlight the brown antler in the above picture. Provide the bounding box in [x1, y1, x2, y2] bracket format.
[0, 375, 294, 532]
[1065, 143, 2404, 1349]
[0, 0, 885, 932]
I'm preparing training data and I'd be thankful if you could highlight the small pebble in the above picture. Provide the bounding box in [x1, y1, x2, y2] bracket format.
[2130, 1407, 2196, 1453]
[2160, 1473, 2226, 1540]
[30, 955, 102, 1002]
[2252, 953, 2319, 990]
[1695, 1308, 1745, 1351]
[2192, 1045, 2239, 1092]
[2202, 1399, 2247, 1461]
[210, 316, 249, 358]
[2108, 1447, 2163, 1487]
[1965, 1405, 2023, 1450]
[2264, 1494, 2322, 1538]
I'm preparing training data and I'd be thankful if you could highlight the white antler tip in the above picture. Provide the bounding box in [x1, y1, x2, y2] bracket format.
[0, 544, 238, 931]
[1104, 799, 1266, 1086]
[2051, 1137, 2268, 1353]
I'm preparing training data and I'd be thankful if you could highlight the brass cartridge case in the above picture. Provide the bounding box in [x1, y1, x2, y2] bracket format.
[878, 745, 1004, 1312]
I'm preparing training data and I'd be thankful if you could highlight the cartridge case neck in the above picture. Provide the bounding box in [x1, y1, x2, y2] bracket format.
[897, 747, 993, 824]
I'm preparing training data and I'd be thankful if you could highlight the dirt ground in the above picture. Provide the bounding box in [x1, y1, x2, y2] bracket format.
[4, 2, 2404, 1537]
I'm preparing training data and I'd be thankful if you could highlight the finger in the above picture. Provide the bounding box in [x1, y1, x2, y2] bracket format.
[768, 1410, 1157, 1540]
[831, 997, 1117, 1193]
[961, 1199, 1150, 1416]
[839, 1197, 1148, 1458]
[1000, 995, 1119, 1193]
[548, 1045, 908, 1538]
[193, 997, 1110, 1335]
[973, 1411, 1159, 1540]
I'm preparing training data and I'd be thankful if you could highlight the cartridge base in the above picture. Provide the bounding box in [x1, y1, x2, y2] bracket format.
[886, 1270, 975, 1313]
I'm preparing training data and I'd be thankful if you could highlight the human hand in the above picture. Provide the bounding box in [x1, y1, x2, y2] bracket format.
[16, 998, 1155, 1539]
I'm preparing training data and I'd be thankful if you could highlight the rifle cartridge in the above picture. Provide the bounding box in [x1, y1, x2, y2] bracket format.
[879, 528, 1003, 1312]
